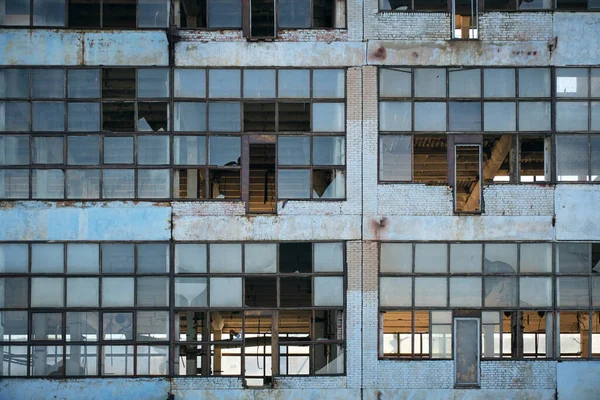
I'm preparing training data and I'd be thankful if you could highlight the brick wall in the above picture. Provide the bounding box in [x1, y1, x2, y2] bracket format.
[363, 66, 379, 216]
[479, 13, 554, 42]
[483, 185, 555, 216]
[377, 185, 454, 215]
[480, 361, 557, 389]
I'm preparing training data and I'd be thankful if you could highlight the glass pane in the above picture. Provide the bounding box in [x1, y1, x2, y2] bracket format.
[32, 169, 64, 199]
[210, 277, 242, 307]
[449, 68, 480, 98]
[68, 70, 100, 98]
[31, 277, 64, 307]
[414, 102, 446, 131]
[66, 170, 100, 199]
[210, 244, 242, 273]
[314, 344, 344, 375]
[66, 278, 99, 307]
[0, 311, 28, 342]
[592, 277, 600, 307]
[484, 243, 517, 273]
[32, 313, 63, 340]
[137, 69, 169, 98]
[104, 137, 134, 164]
[137, 277, 169, 307]
[208, 102, 241, 132]
[278, 0, 310, 27]
[0, 69, 29, 98]
[520, 277, 552, 307]
[0, 102, 30, 132]
[137, 169, 170, 198]
[103, 313, 133, 340]
[207, 0, 242, 28]
[174, 102, 206, 132]
[556, 102, 589, 132]
[137, 311, 169, 341]
[380, 243, 412, 273]
[102, 244, 134, 273]
[314, 276, 343, 306]
[174, 136, 206, 165]
[314, 243, 344, 272]
[312, 103, 344, 132]
[33, 137, 63, 164]
[209, 70, 241, 98]
[0, 278, 28, 308]
[592, 137, 600, 181]
[484, 69, 515, 98]
[278, 136, 310, 166]
[278, 169, 310, 199]
[244, 70, 276, 98]
[414, 277, 447, 307]
[556, 68, 588, 97]
[484, 277, 517, 307]
[102, 169, 135, 198]
[519, 68, 551, 97]
[449, 102, 481, 131]
[450, 243, 482, 273]
[557, 243, 590, 273]
[245, 244, 276, 273]
[0, 136, 29, 165]
[67, 243, 99, 274]
[102, 278, 134, 307]
[379, 101, 411, 131]
[556, 135, 589, 182]
[67, 136, 100, 165]
[414, 68, 446, 98]
[312, 169, 345, 199]
[138, 136, 169, 165]
[592, 102, 600, 132]
[31, 345, 63, 376]
[484, 102, 516, 132]
[102, 345, 133, 375]
[380, 277, 412, 307]
[174, 69, 206, 98]
[380, 68, 411, 98]
[278, 70, 310, 98]
[67, 311, 98, 342]
[415, 243, 447, 273]
[208, 136, 240, 166]
[31, 243, 63, 273]
[455, 319, 479, 384]
[137, 244, 169, 273]
[32, 102, 64, 131]
[313, 70, 344, 98]
[65, 345, 97, 376]
[32, 69, 64, 98]
[379, 135, 411, 181]
[33, 0, 65, 25]
[449, 277, 482, 307]
[557, 277, 589, 308]
[68, 103, 100, 132]
[138, 0, 169, 28]
[520, 243, 552, 273]
[175, 244, 206, 273]
[175, 277, 208, 307]
[0, 244, 28, 273]
[136, 345, 168, 375]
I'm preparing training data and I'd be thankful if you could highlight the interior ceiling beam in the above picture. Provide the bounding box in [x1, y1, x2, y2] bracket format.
[463, 135, 512, 212]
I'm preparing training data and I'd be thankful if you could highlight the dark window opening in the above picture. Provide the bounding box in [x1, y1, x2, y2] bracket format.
[137, 102, 169, 132]
[68, 0, 101, 28]
[103, 0, 137, 28]
[278, 103, 310, 132]
[454, 144, 481, 213]
[245, 277, 277, 307]
[453, 0, 478, 39]
[209, 170, 241, 199]
[520, 136, 549, 182]
[251, 0, 275, 37]
[179, 0, 207, 28]
[279, 243, 312, 273]
[249, 144, 276, 214]
[414, 136, 448, 185]
[102, 68, 135, 99]
[556, 0, 587, 10]
[280, 277, 312, 307]
[484, 0, 517, 10]
[175, 169, 207, 199]
[482, 135, 513, 184]
[244, 103, 276, 132]
[313, 0, 334, 27]
[102, 102, 135, 132]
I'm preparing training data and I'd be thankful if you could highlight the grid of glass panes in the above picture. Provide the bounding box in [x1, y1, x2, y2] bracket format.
[0, 0, 170, 28]
[379, 0, 600, 11]
[173, 242, 345, 376]
[0, 242, 170, 376]
[378, 67, 553, 183]
[555, 68, 600, 182]
[378, 242, 600, 359]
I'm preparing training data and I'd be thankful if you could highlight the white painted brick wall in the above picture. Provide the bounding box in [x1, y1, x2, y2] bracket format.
[483, 185, 555, 216]
[479, 13, 554, 42]
[377, 185, 454, 216]
[172, 201, 246, 216]
[375, 360, 455, 388]
[480, 361, 557, 389]
[171, 377, 244, 390]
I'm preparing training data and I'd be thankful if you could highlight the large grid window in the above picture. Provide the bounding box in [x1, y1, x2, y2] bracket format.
[379, 0, 600, 11]
[0, 241, 345, 378]
[379, 242, 600, 360]
[0, 67, 347, 203]
[0, 0, 169, 28]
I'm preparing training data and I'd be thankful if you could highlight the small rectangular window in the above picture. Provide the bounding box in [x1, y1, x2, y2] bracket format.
[207, 0, 242, 28]
[1, 0, 31, 26]
[103, 0, 136, 28]
[251, 0, 275, 38]
[68, 0, 101, 28]
[33, 0, 66, 26]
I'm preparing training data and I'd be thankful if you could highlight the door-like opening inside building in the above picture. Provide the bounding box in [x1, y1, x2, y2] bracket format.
[454, 317, 480, 387]
[452, 0, 478, 39]
[249, 143, 276, 214]
[243, 311, 277, 387]
[454, 144, 482, 213]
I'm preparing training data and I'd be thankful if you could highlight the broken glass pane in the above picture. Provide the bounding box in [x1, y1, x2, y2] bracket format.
[137, 102, 169, 132]
[243, 102, 276, 131]
[174, 169, 207, 199]
[520, 136, 549, 183]
[68, 0, 101, 28]
[102, 68, 135, 98]
[174, 136, 206, 165]
[280, 277, 311, 307]
[556, 68, 588, 97]
[175, 277, 208, 307]
[209, 170, 240, 199]
[313, 169, 345, 199]
[208, 136, 240, 166]
[245, 277, 277, 307]
[280, 242, 311, 273]
[278, 102, 310, 131]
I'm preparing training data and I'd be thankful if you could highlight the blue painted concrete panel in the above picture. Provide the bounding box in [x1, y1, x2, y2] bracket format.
[557, 362, 600, 400]
[0, 202, 171, 241]
[0, 378, 170, 400]
[84, 32, 168, 66]
[0, 30, 82, 65]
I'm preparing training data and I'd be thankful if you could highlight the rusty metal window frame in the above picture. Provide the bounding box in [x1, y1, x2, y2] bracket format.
[377, 241, 600, 361]
[0, 240, 346, 378]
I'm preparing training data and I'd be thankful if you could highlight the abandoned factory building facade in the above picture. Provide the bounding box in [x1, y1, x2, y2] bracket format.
[1, 1, 600, 399]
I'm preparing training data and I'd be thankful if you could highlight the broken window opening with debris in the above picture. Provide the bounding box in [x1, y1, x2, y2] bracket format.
[454, 144, 482, 213]
[452, 0, 478, 39]
[249, 143, 276, 213]
[379, 0, 447, 11]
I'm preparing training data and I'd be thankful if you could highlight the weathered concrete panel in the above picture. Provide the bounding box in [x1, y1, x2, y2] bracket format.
[553, 13, 600, 66]
[0, 202, 171, 241]
[555, 185, 600, 241]
[365, 216, 554, 242]
[365, 389, 555, 400]
[175, 42, 366, 67]
[173, 215, 361, 241]
[367, 40, 551, 66]
[0, 30, 168, 66]
[0, 378, 170, 400]
[172, 389, 359, 400]
[557, 362, 600, 400]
